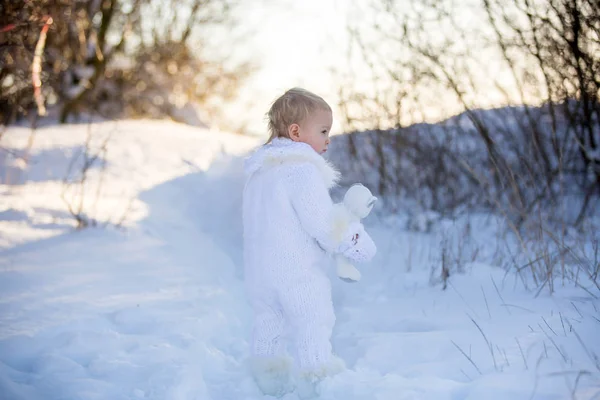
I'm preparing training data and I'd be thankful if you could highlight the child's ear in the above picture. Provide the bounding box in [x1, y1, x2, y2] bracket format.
[288, 123, 300, 141]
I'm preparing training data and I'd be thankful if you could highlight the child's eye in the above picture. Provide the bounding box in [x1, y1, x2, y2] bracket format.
[321, 130, 328, 134]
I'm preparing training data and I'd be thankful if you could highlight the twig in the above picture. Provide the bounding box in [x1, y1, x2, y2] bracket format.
[32, 16, 53, 117]
[571, 370, 591, 399]
[559, 312, 567, 336]
[113, 196, 136, 229]
[0, 23, 19, 33]
[516, 337, 528, 370]
[469, 314, 498, 371]
[450, 281, 479, 318]
[501, 303, 535, 313]
[573, 281, 599, 299]
[571, 327, 600, 372]
[538, 323, 568, 363]
[460, 368, 472, 381]
[500, 346, 510, 367]
[570, 302, 583, 318]
[542, 316, 558, 336]
[481, 285, 492, 318]
[451, 340, 482, 375]
[492, 276, 511, 315]
[534, 274, 551, 298]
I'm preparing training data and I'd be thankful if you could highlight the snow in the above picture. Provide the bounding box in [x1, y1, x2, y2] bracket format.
[1, 120, 599, 400]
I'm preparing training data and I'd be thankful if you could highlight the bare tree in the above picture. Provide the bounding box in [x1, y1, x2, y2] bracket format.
[334, 0, 599, 227]
[0, 0, 253, 129]
[1, 0, 129, 124]
[1, 0, 253, 229]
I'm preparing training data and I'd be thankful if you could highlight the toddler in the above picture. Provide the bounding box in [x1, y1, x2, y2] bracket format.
[242, 87, 376, 397]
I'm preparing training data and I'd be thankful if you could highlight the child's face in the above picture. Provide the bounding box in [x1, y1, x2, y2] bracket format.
[290, 108, 333, 154]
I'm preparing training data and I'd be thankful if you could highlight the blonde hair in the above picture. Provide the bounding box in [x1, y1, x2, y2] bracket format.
[266, 87, 331, 143]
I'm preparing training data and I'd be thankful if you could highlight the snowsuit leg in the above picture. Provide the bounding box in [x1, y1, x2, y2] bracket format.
[249, 289, 294, 397]
[278, 272, 336, 370]
[250, 291, 287, 358]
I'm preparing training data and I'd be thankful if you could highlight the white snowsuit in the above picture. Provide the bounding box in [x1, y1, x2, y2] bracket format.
[242, 137, 376, 373]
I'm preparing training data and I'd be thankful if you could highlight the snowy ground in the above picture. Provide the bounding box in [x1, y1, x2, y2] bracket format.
[0, 120, 599, 400]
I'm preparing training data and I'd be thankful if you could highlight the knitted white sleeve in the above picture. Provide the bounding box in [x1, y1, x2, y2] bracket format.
[287, 163, 377, 259]
[287, 163, 339, 254]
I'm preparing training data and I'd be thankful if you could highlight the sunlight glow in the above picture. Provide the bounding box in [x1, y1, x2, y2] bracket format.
[220, 0, 350, 136]
[218, 0, 529, 136]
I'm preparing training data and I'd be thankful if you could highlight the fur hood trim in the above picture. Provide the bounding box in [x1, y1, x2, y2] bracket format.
[244, 137, 340, 189]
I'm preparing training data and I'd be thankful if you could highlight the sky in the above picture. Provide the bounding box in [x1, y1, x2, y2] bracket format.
[219, 0, 352, 136]
[208, 0, 532, 137]
[217, 0, 492, 136]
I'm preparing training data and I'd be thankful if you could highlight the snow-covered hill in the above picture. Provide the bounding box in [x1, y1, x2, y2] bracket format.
[0, 120, 598, 399]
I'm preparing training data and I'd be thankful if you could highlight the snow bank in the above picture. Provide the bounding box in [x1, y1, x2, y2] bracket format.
[0, 119, 598, 399]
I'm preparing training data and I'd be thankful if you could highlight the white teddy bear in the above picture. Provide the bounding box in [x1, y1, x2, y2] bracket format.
[331, 184, 377, 282]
